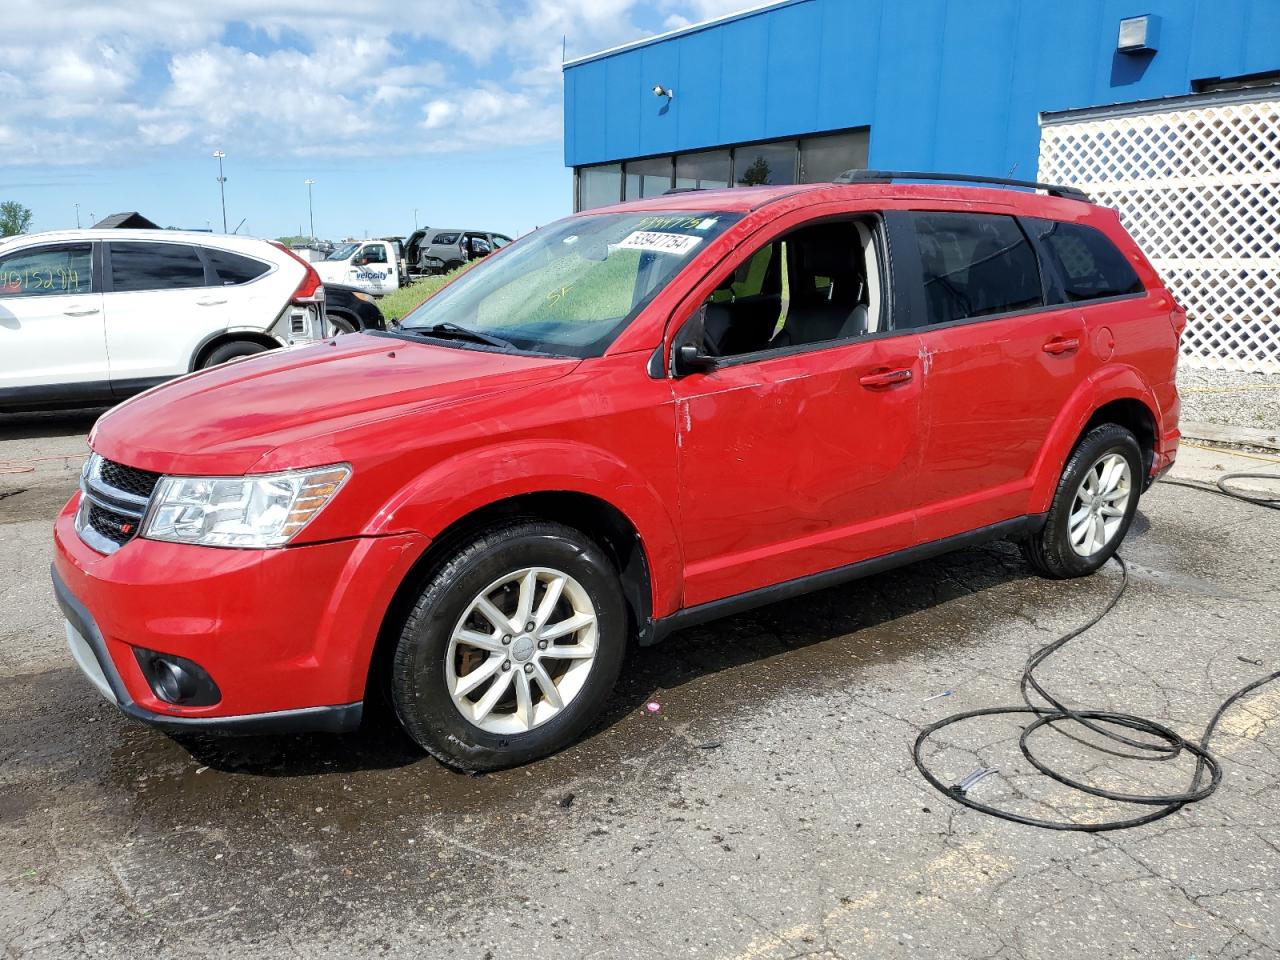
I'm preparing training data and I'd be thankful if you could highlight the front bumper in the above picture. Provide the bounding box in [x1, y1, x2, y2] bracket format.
[53, 494, 429, 734]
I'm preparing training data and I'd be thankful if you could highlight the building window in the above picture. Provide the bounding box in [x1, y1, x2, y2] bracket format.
[579, 163, 623, 210]
[799, 129, 871, 183]
[676, 149, 731, 190]
[736, 140, 798, 186]
[574, 127, 870, 210]
[624, 157, 675, 200]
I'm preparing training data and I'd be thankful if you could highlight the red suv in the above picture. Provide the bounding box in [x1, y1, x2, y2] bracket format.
[52, 172, 1183, 770]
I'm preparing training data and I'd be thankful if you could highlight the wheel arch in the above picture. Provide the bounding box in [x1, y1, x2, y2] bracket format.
[364, 489, 661, 710]
[190, 330, 282, 371]
[1030, 367, 1162, 513]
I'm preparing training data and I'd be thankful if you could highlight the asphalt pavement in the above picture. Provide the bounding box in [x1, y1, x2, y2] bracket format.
[2, 409, 1278, 960]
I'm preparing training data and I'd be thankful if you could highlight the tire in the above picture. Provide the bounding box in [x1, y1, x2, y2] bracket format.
[201, 340, 270, 368]
[390, 521, 628, 772]
[1021, 423, 1144, 579]
[326, 312, 357, 335]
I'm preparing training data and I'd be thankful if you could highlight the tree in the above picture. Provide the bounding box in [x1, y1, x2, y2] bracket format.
[738, 156, 773, 186]
[0, 201, 33, 237]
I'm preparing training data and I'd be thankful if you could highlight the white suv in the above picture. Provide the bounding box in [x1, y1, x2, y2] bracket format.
[0, 230, 328, 411]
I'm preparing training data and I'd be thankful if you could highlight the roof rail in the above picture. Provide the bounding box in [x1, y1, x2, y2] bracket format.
[833, 169, 1091, 203]
[663, 186, 705, 196]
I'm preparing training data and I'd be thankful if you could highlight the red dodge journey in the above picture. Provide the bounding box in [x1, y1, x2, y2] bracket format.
[53, 171, 1183, 770]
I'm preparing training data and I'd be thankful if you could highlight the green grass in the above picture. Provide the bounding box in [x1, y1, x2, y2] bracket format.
[376, 264, 473, 323]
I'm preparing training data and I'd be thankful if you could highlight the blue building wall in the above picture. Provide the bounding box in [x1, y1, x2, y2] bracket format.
[563, 0, 1280, 179]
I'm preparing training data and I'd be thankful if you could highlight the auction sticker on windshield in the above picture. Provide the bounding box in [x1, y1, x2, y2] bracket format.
[616, 231, 704, 256]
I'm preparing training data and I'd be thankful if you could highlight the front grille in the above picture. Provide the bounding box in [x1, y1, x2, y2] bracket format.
[75, 455, 158, 555]
[99, 459, 161, 499]
[86, 502, 139, 546]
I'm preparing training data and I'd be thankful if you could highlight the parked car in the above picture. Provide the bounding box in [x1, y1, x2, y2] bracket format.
[411, 228, 512, 275]
[312, 239, 404, 295]
[0, 230, 329, 411]
[52, 172, 1183, 772]
[323, 283, 386, 333]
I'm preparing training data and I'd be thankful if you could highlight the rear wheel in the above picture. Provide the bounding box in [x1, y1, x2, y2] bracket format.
[326, 313, 357, 336]
[390, 521, 627, 771]
[1022, 423, 1143, 579]
[200, 340, 270, 368]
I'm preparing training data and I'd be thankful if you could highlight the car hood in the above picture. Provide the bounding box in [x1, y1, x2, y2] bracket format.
[90, 334, 580, 475]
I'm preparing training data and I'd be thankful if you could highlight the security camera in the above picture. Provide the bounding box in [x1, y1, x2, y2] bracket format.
[652, 84, 674, 99]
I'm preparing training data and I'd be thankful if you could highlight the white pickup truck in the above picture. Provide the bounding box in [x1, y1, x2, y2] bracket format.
[313, 239, 403, 295]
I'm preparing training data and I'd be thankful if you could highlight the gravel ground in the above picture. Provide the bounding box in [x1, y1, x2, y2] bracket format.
[1178, 365, 1280, 430]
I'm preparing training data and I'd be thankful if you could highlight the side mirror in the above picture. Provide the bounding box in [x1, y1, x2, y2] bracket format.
[670, 305, 717, 377]
[674, 342, 717, 376]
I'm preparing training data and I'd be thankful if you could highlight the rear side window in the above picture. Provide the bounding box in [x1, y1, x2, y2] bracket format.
[909, 212, 1043, 325]
[205, 249, 270, 285]
[1035, 221, 1144, 302]
[110, 242, 206, 292]
[432, 233, 459, 245]
[0, 243, 92, 297]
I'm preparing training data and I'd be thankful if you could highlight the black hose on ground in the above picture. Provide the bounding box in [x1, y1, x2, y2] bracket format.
[913, 472, 1280, 832]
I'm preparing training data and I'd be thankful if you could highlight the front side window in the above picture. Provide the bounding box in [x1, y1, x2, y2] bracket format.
[400, 211, 740, 358]
[362, 244, 388, 264]
[1033, 220, 1144, 302]
[910, 212, 1042, 325]
[109, 242, 206, 292]
[695, 219, 884, 359]
[0, 244, 92, 297]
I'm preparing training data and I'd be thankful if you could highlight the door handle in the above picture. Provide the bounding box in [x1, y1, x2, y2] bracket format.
[859, 368, 913, 389]
[1042, 337, 1080, 356]
[63, 307, 100, 317]
[196, 298, 228, 307]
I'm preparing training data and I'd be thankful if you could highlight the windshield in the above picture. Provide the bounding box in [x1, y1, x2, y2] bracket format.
[400, 211, 740, 357]
[326, 242, 360, 262]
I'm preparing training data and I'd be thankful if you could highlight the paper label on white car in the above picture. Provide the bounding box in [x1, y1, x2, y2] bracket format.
[615, 231, 704, 256]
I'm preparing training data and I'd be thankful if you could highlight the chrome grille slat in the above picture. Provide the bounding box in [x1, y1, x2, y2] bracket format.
[75, 455, 157, 555]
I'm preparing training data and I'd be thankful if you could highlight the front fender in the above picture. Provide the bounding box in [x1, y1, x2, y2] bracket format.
[365, 439, 684, 617]
[1028, 364, 1161, 513]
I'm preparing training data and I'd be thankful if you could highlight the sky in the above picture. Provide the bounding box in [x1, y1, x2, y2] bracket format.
[0, 0, 749, 241]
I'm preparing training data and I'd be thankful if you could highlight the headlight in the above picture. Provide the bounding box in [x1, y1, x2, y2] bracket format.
[141, 465, 350, 548]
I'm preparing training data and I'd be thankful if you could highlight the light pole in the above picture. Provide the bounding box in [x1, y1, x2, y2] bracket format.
[413, 207, 418, 229]
[74, 203, 80, 229]
[212, 150, 228, 233]
[304, 178, 316, 240]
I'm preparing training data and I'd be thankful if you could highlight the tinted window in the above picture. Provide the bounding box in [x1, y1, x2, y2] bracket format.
[205, 249, 269, 285]
[1036, 221, 1144, 301]
[432, 233, 459, 245]
[110, 242, 206, 292]
[0, 244, 92, 297]
[362, 244, 387, 264]
[910, 213, 1042, 325]
[491, 235, 511, 249]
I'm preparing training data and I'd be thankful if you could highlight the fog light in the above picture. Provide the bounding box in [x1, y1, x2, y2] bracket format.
[133, 649, 222, 706]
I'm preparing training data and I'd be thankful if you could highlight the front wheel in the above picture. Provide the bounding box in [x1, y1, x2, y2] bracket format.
[1022, 423, 1143, 579]
[390, 521, 628, 771]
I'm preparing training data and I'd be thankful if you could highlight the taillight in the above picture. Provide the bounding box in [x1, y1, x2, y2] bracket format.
[270, 241, 325, 304]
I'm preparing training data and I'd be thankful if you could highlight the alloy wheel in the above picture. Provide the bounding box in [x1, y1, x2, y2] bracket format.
[445, 567, 598, 735]
[1068, 452, 1132, 557]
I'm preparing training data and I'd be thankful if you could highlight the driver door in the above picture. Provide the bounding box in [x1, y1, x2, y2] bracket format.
[670, 212, 923, 608]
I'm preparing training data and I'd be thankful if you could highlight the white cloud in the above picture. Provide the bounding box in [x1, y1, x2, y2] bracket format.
[0, 1, 725, 166]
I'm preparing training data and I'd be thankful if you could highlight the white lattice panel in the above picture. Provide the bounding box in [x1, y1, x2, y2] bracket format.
[1039, 97, 1280, 372]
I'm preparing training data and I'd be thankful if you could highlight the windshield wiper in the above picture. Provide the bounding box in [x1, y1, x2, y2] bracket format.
[407, 322, 517, 350]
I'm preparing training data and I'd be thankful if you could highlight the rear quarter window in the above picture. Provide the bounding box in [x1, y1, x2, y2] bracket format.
[205, 249, 270, 285]
[1033, 220, 1144, 302]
